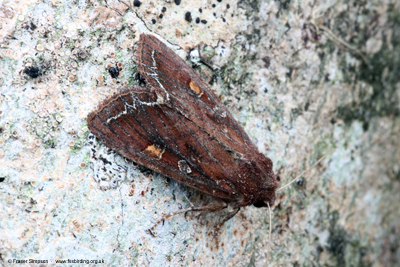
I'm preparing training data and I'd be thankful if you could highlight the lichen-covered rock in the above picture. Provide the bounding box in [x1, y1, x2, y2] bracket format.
[0, 0, 399, 266]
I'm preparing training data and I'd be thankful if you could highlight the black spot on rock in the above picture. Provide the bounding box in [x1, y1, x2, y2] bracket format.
[24, 67, 42, 78]
[108, 67, 119, 78]
[185, 12, 192, 22]
[133, 0, 141, 7]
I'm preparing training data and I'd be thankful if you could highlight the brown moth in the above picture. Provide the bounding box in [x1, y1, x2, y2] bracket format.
[87, 33, 279, 229]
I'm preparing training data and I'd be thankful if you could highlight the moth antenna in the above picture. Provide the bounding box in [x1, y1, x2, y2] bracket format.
[277, 147, 339, 192]
[266, 202, 272, 265]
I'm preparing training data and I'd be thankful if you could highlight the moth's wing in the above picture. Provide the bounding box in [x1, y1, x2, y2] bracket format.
[87, 87, 245, 201]
[136, 34, 256, 155]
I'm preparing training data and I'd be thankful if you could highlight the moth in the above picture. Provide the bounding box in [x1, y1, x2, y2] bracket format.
[88, 33, 280, 230]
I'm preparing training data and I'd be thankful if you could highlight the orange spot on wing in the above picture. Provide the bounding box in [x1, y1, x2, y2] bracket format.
[189, 80, 201, 95]
[145, 144, 164, 159]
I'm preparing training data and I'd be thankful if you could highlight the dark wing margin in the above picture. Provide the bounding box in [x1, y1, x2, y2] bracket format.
[87, 87, 244, 201]
[135, 33, 256, 155]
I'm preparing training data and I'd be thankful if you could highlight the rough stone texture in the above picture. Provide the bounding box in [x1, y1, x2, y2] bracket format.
[0, 0, 399, 266]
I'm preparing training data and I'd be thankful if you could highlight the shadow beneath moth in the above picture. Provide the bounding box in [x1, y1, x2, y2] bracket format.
[87, 33, 279, 232]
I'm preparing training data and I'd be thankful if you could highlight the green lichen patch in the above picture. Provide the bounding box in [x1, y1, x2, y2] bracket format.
[337, 6, 400, 130]
[326, 210, 370, 267]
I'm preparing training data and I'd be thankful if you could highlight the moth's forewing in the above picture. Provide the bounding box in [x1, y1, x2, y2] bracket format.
[135, 34, 256, 154]
[87, 87, 248, 200]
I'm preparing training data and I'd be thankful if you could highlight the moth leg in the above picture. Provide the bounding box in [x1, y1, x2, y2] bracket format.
[211, 207, 240, 235]
[148, 201, 228, 236]
[217, 207, 240, 229]
[184, 195, 195, 208]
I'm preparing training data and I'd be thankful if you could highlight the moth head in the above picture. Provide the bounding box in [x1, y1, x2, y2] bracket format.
[255, 169, 278, 208]
[238, 154, 278, 208]
[252, 189, 277, 208]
